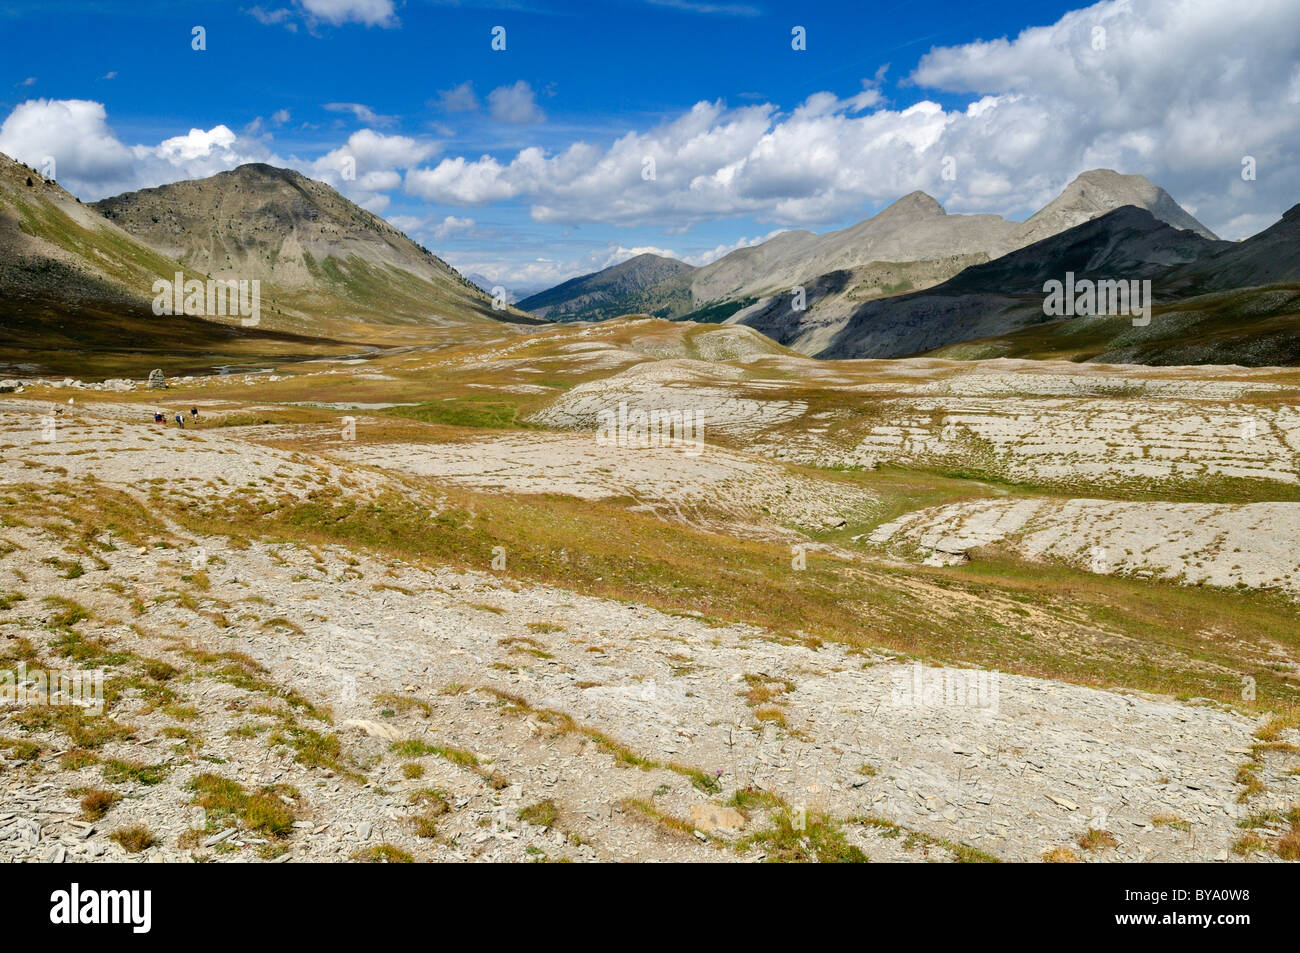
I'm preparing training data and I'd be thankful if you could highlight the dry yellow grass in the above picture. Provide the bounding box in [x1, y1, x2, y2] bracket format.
[1042, 846, 1080, 863]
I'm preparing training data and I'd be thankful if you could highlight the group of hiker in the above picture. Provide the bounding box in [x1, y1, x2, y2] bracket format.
[154, 407, 200, 428]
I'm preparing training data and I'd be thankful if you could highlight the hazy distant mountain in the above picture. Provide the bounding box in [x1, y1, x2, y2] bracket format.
[693, 192, 1019, 306]
[519, 170, 1216, 331]
[463, 275, 552, 304]
[518, 253, 697, 321]
[517, 195, 1016, 323]
[726, 172, 1221, 355]
[93, 163, 542, 342]
[1011, 169, 1217, 249]
[684, 229, 822, 304]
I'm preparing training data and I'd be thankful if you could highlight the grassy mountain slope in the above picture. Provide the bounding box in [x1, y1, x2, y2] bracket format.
[92, 163, 543, 343]
[518, 253, 696, 321]
[0, 152, 360, 377]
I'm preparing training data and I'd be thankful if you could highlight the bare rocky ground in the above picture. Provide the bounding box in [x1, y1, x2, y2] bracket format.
[2, 326, 1299, 863]
[2, 514, 1292, 864]
[541, 352, 1300, 487]
[332, 433, 878, 537]
[870, 498, 1300, 591]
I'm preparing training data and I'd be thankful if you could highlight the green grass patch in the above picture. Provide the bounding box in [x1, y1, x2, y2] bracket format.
[190, 772, 298, 837]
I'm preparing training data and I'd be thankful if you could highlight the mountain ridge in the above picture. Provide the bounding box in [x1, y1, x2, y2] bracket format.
[518, 169, 1217, 328]
[0, 152, 545, 374]
[519, 253, 697, 321]
[813, 203, 1300, 365]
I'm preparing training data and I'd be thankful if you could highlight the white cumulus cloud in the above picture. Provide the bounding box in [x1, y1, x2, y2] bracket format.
[436, 82, 479, 114]
[403, 0, 1300, 238]
[488, 81, 545, 124]
[299, 0, 396, 27]
[0, 99, 273, 199]
[431, 215, 478, 239]
[311, 129, 441, 211]
[0, 99, 435, 214]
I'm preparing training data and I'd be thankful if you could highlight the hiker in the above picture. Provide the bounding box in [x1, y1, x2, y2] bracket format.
[190, 406, 199, 421]
[174, 413, 185, 429]
[153, 411, 165, 425]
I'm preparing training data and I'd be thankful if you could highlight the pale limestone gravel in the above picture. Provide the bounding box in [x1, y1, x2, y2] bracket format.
[0, 403, 384, 498]
[904, 369, 1286, 400]
[0, 413, 281, 488]
[331, 432, 877, 532]
[2, 530, 1284, 863]
[870, 497, 1300, 594]
[529, 359, 807, 436]
[516, 352, 1300, 490]
[802, 398, 1300, 485]
[692, 327, 786, 362]
[4, 357, 1300, 863]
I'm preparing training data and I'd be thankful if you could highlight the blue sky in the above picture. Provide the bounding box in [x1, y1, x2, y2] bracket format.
[3, 0, 1298, 292]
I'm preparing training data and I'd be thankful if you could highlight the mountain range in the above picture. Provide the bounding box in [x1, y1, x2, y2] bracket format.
[0, 154, 538, 376]
[812, 205, 1227, 359]
[745, 203, 1300, 365]
[910, 204, 1300, 365]
[3, 150, 1297, 375]
[517, 169, 1300, 366]
[518, 170, 1219, 327]
[91, 164, 541, 338]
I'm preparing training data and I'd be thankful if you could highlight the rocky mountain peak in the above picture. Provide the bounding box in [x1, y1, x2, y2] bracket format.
[878, 190, 946, 220]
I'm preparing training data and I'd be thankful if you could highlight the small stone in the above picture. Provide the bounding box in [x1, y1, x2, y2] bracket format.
[688, 803, 746, 833]
[203, 827, 236, 847]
